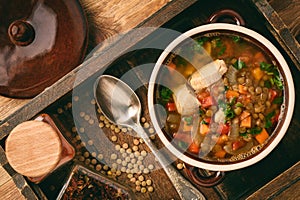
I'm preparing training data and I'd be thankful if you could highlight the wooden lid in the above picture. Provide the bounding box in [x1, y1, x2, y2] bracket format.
[6, 121, 62, 178]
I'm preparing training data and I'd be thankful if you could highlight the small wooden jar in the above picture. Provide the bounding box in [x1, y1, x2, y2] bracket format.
[5, 114, 75, 183]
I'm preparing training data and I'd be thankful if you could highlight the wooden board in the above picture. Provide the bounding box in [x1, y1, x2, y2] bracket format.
[0, 0, 300, 199]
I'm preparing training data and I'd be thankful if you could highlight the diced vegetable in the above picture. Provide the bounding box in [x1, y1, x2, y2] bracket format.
[240, 111, 250, 121]
[238, 84, 248, 94]
[252, 67, 264, 80]
[240, 116, 251, 128]
[218, 123, 230, 135]
[200, 96, 213, 108]
[167, 62, 176, 72]
[226, 90, 239, 99]
[188, 141, 200, 154]
[166, 102, 176, 112]
[233, 59, 246, 70]
[255, 128, 269, 144]
[215, 150, 227, 158]
[161, 87, 173, 102]
[232, 140, 246, 151]
[199, 123, 210, 135]
[268, 89, 278, 102]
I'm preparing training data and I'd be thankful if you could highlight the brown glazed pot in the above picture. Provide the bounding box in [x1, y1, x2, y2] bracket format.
[0, 0, 88, 98]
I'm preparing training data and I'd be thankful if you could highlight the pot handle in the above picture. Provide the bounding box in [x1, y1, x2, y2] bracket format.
[207, 9, 245, 26]
[184, 164, 225, 187]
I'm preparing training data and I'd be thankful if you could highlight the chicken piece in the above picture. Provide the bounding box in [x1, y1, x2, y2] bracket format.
[172, 84, 200, 115]
[189, 59, 228, 91]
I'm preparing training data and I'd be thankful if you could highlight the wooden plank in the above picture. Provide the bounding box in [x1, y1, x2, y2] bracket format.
[269, 0, 300, 43]
[0, 179, 26, 200]
[246, 161, 300, 199]
[0, 97, 30, 121]
[254, 0, 300, 70]
[0, 166, 11, 187]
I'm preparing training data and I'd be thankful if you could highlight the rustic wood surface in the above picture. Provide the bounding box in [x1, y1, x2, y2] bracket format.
[0, 0, 299, 199]
[5, 121, 62, 178]
[0, 167, 25, 200]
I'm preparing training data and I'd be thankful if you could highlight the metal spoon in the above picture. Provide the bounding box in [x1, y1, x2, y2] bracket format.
[94, 75, 205, 200]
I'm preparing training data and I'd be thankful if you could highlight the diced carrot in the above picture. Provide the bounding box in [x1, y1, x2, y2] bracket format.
[268, 89, 278, 102]
[216, 135, 229, 145]
[252, 67, 264, 80]
[240, 111, 251, 121]
[238, 84, 248, 94]
[232, 140, 246, 151]
[188, 141, 200, 154]
[199, 123, 210, 135]
[215, 149, 227, 158]
[166, 102, 176, 112]
[167, 62, 176, 72]
[217, 123, 230, 135]
[226, 90, 239, 99]
[255, 128, 269, 144]
[200, 96, 214, 108]
[240, 116, 251, 128]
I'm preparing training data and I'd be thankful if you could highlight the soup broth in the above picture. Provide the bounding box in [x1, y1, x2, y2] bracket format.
[157, 33, 284, 162]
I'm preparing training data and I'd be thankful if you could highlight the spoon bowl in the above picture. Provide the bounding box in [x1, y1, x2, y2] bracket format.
[94, 75, 208, 199]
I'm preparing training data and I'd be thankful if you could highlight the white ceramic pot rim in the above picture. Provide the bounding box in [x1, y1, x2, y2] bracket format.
[148, 23, 295, 171]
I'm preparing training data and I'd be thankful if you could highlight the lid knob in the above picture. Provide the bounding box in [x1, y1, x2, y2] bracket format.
[8, 20, 35, 46]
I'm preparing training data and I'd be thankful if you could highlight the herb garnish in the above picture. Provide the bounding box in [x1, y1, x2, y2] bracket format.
[260, 62, 283, 90]
[160, 87, 173, 102]
[233, 59, 246, 70]
[265, 111, 275, 129]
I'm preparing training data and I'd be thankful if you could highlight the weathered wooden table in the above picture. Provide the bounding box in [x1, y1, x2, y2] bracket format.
[0, 0, 299, 199]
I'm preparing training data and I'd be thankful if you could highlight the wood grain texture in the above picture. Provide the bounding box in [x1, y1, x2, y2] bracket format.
[0, 178, 26, 200]
[269, 0, 300, 43]
[6, 121, 62, 178]
[246, 161, 300, 199]
[0, 96, 30, 121]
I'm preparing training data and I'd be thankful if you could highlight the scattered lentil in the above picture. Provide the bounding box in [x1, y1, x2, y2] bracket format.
[95, 164, 102, 171]
[143, 122, 150, 129]
[141, 187, 147, 193]
[111, 135, 118, 142]
[141, 150, 147, 157]
[136, 186, 141, 192]
[176, 163, 184, 170]
[132, 146, 139, 152]
[122, 143, 129, 149]
[115, 144, 121, 151]
[141, 117, 146, 123]
[148, 186, 154, 192]
[87, 140, 93, 146]
[97, 154, 103, 160]
[103, 165, 109, 171]
[83, 152, 90, 158]
[146, 179, 152, 186]
[110, 153, 117, 160]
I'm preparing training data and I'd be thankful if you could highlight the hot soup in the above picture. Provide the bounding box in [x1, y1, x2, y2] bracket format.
[156, 32, 284, 162]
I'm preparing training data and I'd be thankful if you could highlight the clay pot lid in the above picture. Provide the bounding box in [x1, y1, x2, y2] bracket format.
[6, 120, 62, 178]
[0, 0, 88, 98]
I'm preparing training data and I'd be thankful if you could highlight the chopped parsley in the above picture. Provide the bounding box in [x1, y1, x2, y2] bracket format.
[232, 36, 241, 43]
[160, 87, 173, 102]
[233, 59, 246, 70]
[260, 62, 283, 90]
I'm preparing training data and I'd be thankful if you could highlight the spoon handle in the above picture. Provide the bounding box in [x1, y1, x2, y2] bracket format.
[134, 124, 205, 200]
